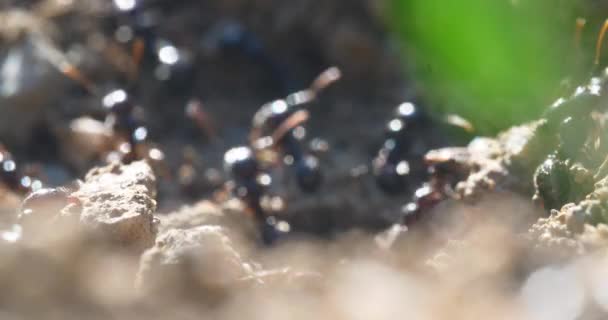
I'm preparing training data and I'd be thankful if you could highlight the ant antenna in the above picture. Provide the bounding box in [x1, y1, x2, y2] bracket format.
[594, 19, 608, 66]
[310, 66, 341, 95]
[250, 67, 341, 149]
[60, 63, 99, 95]
[271, 110, 310, 144]
[284, 67, 342, 107]
[575, 18, 586, 52]
[443, 114, 474, 133]
[32, 34, 99, 95]
[128, 37, 146, 83]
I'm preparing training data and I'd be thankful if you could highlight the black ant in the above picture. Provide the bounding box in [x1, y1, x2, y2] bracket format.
[222, 67, 340, 244]
[249, 66, 340, 193]
[55, 38, 166, 168]
[393, 146, 471, 225]
[371, 99, 474, 196]
[526, 20, 608, 211]
[101, 87, 163, 163]
[372, 102, 428, 194]
[223, 146, 289, 245]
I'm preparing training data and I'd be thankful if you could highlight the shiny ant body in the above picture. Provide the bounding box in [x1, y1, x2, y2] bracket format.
[532, 76, 604, 211]
[56, 30, 166, 167]
[223, 67, 340, 244]
[223, 146, 288, 245]
[372, 102, 428, 194]
[395, 147, 471, 225]
[531, 21, 608, 212]
[100, 88, 157, 163]
[250, 67, 340, 193]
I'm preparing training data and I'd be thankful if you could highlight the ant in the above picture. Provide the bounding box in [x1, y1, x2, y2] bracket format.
[372, 99, 473, 196]
[222, 67, 340, 244]
[100, 87, 159, 163]
[400, 146, 473, 224]
[223, 146, 289, 245]
[249, 66, 341, 193]
[53, 31, 167, 168]
[372, 102, 428, 194]
[532, 20, 608, 212]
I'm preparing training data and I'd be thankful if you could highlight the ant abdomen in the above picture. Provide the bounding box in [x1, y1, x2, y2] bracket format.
[295, 155, 322, 193]
[373, 159, 411, 195]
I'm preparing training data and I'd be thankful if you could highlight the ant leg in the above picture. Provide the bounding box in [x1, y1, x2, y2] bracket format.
[594, 19, 608, 66]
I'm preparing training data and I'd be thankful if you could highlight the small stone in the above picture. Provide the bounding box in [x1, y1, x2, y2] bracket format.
[136, 225, 254, 304]
[69, 161, 158, 251]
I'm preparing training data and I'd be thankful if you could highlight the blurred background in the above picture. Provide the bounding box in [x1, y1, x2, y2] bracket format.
[3, 1, 608, 319]
[1, 0, 607, 208]
[392, 0, 608, 133]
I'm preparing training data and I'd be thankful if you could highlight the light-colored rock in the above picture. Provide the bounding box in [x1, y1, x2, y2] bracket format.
[70, 161, 158, 250]
[160, 201, 233, 233]
[136, 225, 255, 304]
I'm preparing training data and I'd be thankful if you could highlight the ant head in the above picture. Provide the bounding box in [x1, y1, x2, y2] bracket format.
[102, 88, 134, 114]
[253, 100, 293, 134]
[394, 102, 422, 122]
[544, 80, 601, 127]
[224, 146, 259, 181]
